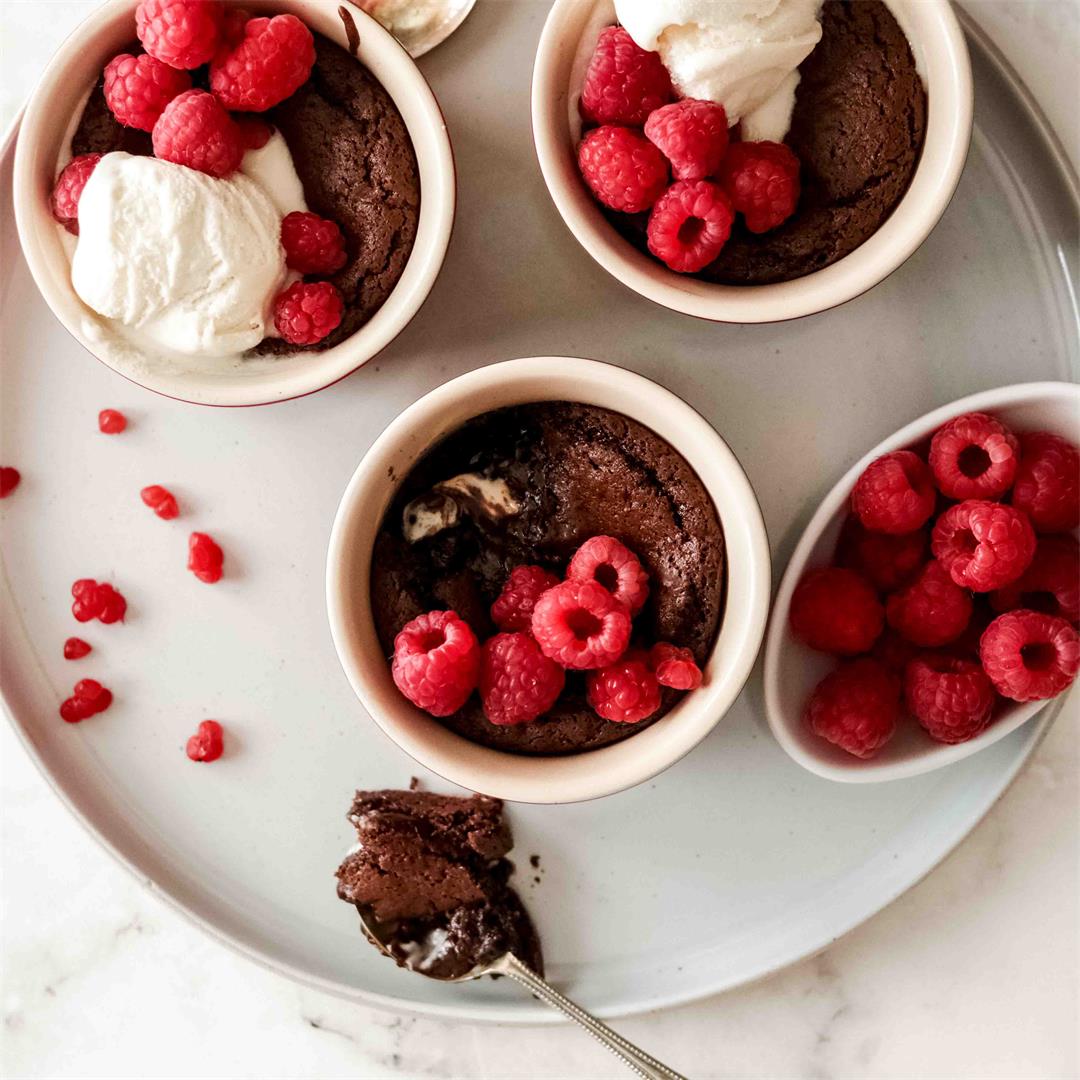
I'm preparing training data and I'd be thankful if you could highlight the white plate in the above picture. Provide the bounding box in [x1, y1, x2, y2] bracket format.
[0, 9, 1076, 1021]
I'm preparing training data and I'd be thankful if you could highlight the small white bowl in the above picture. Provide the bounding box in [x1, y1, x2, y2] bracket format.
[326, 356, 771, 804]
[764, 382, 1080, 784]
[531, 0, 973, 323]
[13, 0, 455, 407]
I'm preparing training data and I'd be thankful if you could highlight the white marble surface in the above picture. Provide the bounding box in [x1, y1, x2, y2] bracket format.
[2, 3, 1078, 1078]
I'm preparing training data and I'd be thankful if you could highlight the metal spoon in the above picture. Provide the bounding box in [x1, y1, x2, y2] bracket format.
[358, 0, 478, 58]
[357, 909, 688, 1080]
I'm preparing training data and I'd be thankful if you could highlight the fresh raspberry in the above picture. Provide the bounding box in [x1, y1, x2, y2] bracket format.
[0, 467, 20, 498]
[647, 179, 734, 273]
[219, 4, 251, 48]
[643, 99, 729, 181]
[788, 567, 883, 656]
[236, 116, 273, 150]
[932, 500, 1036, 592]
[1011, 432, 1080, 533]
[391, 610, 480, 716]
[273, 281, 344, 346]
[718, 141, 800, 234]
[59, 678, 113, 723]
[209, 14, 315, 111]
[979, 610, 1080, 702]
[50, 154, 101, 235]
[871, 627, 921, 674]
[928, 412, 1019, 501]
[188, 532, 224, 584]
[136, 0, 223, 69]
[280, 211, 348, 275]
[851, 451, 936, 535]
[885, 559, 972, 647]
[186, 719, 225, 762]
[479, 632, 566, 725]
[835, 515, 927, 592]
[70, 579, 127, 624]
[648, 643, 702, 690]
[567, 535, 649, 615]
[63, 637, 92, 660]
[991, 535, 1079, 624]
[103, 52, 191, 132]
[586, 655, 662, 724]
[531, 580, 632, 670]
[577, 125, 669, 214]
[490, 565, 561, 633]
[98, 408, 127, 434]
[804, 658, 899, 759]
[140, 484, 180, 520]
[579, 26, 673, 126]
[904, 655, 996, 744]
[152, 89, 244, 178]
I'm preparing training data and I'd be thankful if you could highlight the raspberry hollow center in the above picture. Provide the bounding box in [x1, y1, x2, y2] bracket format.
[594, 563, 619, 592]
[958, 444, 991, 478]
[1021, 642, 1056, 671]
[677, 217, 705, 245]
[567, 609, 603, 640]
[956, 529, 979, 555]
[418, 629, 446, 652]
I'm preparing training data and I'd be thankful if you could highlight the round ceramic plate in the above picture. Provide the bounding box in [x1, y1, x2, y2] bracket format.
[0, 8, 1076, 1022]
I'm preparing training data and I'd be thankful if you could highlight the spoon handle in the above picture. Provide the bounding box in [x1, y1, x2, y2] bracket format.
[502, 955, 687, 1080]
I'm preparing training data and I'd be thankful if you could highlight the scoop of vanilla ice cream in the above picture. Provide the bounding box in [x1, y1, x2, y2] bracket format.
[71, 152, 286, 358]
[614, 0, 823, 141]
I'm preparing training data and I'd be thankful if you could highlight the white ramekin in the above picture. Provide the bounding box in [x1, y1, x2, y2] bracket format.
[13, 0, 455, 407]
[326, 356, 771, 803]
[531, 0, 973, 324]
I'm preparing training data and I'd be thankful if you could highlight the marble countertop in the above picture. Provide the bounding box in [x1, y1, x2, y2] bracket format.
[2, 3, 1077, 1077]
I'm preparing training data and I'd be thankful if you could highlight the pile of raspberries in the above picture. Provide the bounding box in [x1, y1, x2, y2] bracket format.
[790, 412, 1079, 758]
[390, 535, 704, 726]
[576, 26, 801, 274]
[50, 0, 347, 346]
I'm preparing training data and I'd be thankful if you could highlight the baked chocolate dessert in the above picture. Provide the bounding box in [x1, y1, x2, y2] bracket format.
[336, 788, 543, 978]
[370, 402, 726, 755]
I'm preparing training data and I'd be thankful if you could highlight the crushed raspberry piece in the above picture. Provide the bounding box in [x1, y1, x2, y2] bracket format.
[236, 116, 273, 150]
[644, 99, 729, 181]
[273, 281, 344, 346]
[479, 632, 565, 725]
[63, 637, 92, 660]
[648, 643, 702, 690]
[587, 654, 662, 724]
[490, 565, 561, 633]
[789, 567, 883, 656]
[835, 515, 927, 592]
[136, 0, 223, 69]
[805, 658, 899, 759]
[0, 467, 20, 498]
[580, 26, 673, 126]
[980, 610, 1079, 702]
[70, 579, 127, 624]
[851, 451, 936, 535]
[932, 499, 1036, 592]
[188, 532, 224, 584]
[209, 14, 315, 111]
[885, 559, 972, 647]
[140, 484, 180, 520]
[98, 408, 127, 434]
[904, 655, 996, 744]
[647, 179, 734, 273]
[928, 412, 1019, 501]
[186, 719, 225, 762]
[577, 125, 669, 214]
[152, 89, 244, 178]
[531, 579, 632, 670]
[1011, 431, 1079, 533]
[103, 52, 191, 132]
[51, 154, 101, 235]
[59, 677, 113, 723]
[280, 211, 348, 275]
[718, 140, 800, 233]
[567, 535, 649, 615]
[391, 610, 480, 716]
[991, 535, 1079, 624]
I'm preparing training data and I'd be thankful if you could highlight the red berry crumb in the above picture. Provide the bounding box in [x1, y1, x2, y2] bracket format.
[391, 610, 480, 716]
[789, 566, 884, 656]
[152, 89, 244, 178]
[186, 719, 224, 762]
[209, 14, 315, 112]
[835, 515, 927, 592]
[587, 654, 662, 724]
[932, 499, 1036, 592]
[490, 565, 561, 633]
[1011, 431, 1080, 533]
[805, 658, 899, 759]
[70, 579, 127, 624]
[577, 125, 669, 214]
[980, 609, 1079, 702]
[103, 52, 191, 132]
[580, 26, 674, 126]
[188, 532, 224, 584]
[644, 98, 729, 181]
[479, 632, 566, 725]
[885, 559, 972, 648]
[140, 484, 180, 520]
[567, 535, 649, 615]
[63, 637, 93, 660]
[273, 281, 344, 346]
[98, 408, 127, 434]
[649, 643, 702, 690]
[531, 579, 632, 670]
[647, 179, 734, 273]
[991, 535, 1079, 625]
[280, 211, 348, 275]
[0, 467, 20, 498]
[718, 140, 800, 233]
[136, 0, 223, 70]
[51, 154, 101, 235]
[851, 450, 936, 535]
[59, 678, 113, 723]
[928, 412, 1019, 501]
[904, 655, 996, 744]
